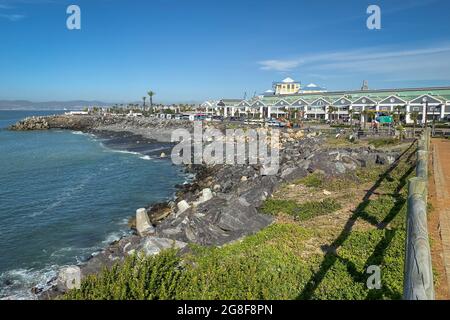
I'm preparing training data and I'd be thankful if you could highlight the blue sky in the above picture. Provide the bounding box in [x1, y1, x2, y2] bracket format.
[1, 0, 450, 103]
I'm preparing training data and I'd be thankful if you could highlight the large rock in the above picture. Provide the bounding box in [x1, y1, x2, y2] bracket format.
[140, 237, 187, 256]
[136, 208, 155, 236]
[57, 266, 81, 291]
[177, 200, 190, 213]
[201, 188, 213, 202]
[280, 166, 308, 181]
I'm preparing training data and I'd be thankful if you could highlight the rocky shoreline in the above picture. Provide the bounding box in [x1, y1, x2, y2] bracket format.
[9, 115, 404, 299]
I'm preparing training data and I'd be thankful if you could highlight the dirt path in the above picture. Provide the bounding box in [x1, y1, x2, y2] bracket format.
[429, 138, 450, 299]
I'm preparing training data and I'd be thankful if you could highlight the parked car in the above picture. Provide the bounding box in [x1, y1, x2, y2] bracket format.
[267, 119, 285, 127]
[229, 116, 244, 122]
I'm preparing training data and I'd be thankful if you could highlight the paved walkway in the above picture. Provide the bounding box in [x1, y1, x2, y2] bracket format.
[431, 138, 450, 297]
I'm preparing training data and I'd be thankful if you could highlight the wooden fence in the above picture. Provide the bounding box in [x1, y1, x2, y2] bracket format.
[403, 128, 435, 300]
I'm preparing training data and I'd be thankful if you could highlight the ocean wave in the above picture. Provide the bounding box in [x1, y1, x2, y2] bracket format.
[28, 174, 92, 218]
[0, 228, 131, 299]
[71, 131, 97, 139]
[107, 149, 142, 156]
[102, 230, 130, 246]
[0, 266, 59, 300]
[139, 155, 152, 160]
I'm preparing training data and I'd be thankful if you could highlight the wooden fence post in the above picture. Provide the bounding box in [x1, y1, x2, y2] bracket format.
[403, 130, 434, 300]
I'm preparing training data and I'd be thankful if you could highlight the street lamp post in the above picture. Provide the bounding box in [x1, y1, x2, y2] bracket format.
[432, 105, 439, 137]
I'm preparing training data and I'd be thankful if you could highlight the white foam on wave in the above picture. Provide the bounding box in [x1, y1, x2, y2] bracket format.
[102, 230, 130, 246]
[139, 155, 152, 160]
[107, 149, 141, 156]
[0, 266, 59, 300]
[0, 228, 130, 299]
[71, 131, 98, 141]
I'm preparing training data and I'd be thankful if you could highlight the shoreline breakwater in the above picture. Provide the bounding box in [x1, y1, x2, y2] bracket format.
[9, 114, 404, 299]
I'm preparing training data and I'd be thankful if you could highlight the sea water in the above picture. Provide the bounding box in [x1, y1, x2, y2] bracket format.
[0, 110, 186, 299]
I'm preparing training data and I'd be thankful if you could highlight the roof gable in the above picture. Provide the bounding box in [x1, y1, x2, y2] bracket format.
[201, 101, 213, 107]
[237, 100, 251, 108]
[250, 100, 265, 108]
[311, 98, 330, 106]
[282, 77, 295, 83]
[379, 95, 407, 105]
[333, 97, 352, 106]
[291, 98, 309, 107]
[410, 94, 443, 105]
[273, 99, 290, 107]
[352, 96, 377, 105]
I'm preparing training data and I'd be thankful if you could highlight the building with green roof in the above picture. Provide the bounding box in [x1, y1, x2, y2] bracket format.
[204, 84, 450, 124]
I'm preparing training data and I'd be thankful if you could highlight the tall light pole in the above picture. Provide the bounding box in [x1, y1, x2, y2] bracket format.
[424, 101, 429, 127]
[432, 104, 439, 137]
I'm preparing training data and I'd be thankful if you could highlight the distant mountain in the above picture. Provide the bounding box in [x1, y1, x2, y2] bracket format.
[0, 100, 112, 110]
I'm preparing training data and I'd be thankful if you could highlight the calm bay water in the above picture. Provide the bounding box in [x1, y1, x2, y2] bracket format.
[0, 110, 186, 299]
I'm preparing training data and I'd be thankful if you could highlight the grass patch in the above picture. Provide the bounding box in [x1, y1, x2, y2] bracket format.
[295, 172, 325, 188]
[261, 198, 342, 221]
[368, 138, 401, 148]
[294, 165, 388, 191]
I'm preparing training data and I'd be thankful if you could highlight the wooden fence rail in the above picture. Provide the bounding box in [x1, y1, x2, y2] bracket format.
[403, 128, 435, 300]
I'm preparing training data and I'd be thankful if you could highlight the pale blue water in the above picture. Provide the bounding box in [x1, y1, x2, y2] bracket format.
[0, 111, 186, 299]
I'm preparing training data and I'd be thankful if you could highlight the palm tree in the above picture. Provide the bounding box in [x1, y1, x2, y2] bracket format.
[327, 106, 337, 123]
[366, 110, 376, 129]
[361, 109, 369, 129]
[142, 97, 147, 110]
[410, 111, 419, 137]
[394, 105, 404, 125]
[147, 90, 155, 110]
[327, 106, 333, 123]
[348, 109, 354, 128]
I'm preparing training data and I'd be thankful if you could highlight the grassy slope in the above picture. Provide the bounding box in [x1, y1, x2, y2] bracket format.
[64, 142, 416, 300]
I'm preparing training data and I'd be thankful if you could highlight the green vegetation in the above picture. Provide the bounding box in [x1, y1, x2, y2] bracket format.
[295, 172, 325, 188]
[294, 165, 387, 192]
[63, 249, 183, 300]
[261, 198, 342, 221]
[64, 224, 314, 300]
[368, 138, 402, 148]
[64, 144, 416, 301]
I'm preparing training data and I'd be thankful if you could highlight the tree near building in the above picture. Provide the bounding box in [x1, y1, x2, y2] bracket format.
[348, 109, 354, 128]
[410, 111, 419, 137]
[147, 90, 155, 110]
[361, 109, 369, 129]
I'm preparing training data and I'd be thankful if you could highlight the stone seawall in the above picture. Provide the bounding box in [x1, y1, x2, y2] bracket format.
[9, 115, 100, 131]
[9, 115, 193, 142]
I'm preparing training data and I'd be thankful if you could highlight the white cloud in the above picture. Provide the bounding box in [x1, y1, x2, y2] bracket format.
[259, 59, 303, 72]
[0, 13, 25, 21]
[258, 43, 450, 81]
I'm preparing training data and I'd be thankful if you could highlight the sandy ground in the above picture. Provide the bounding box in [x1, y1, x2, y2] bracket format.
[429, 138, 450, 299]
